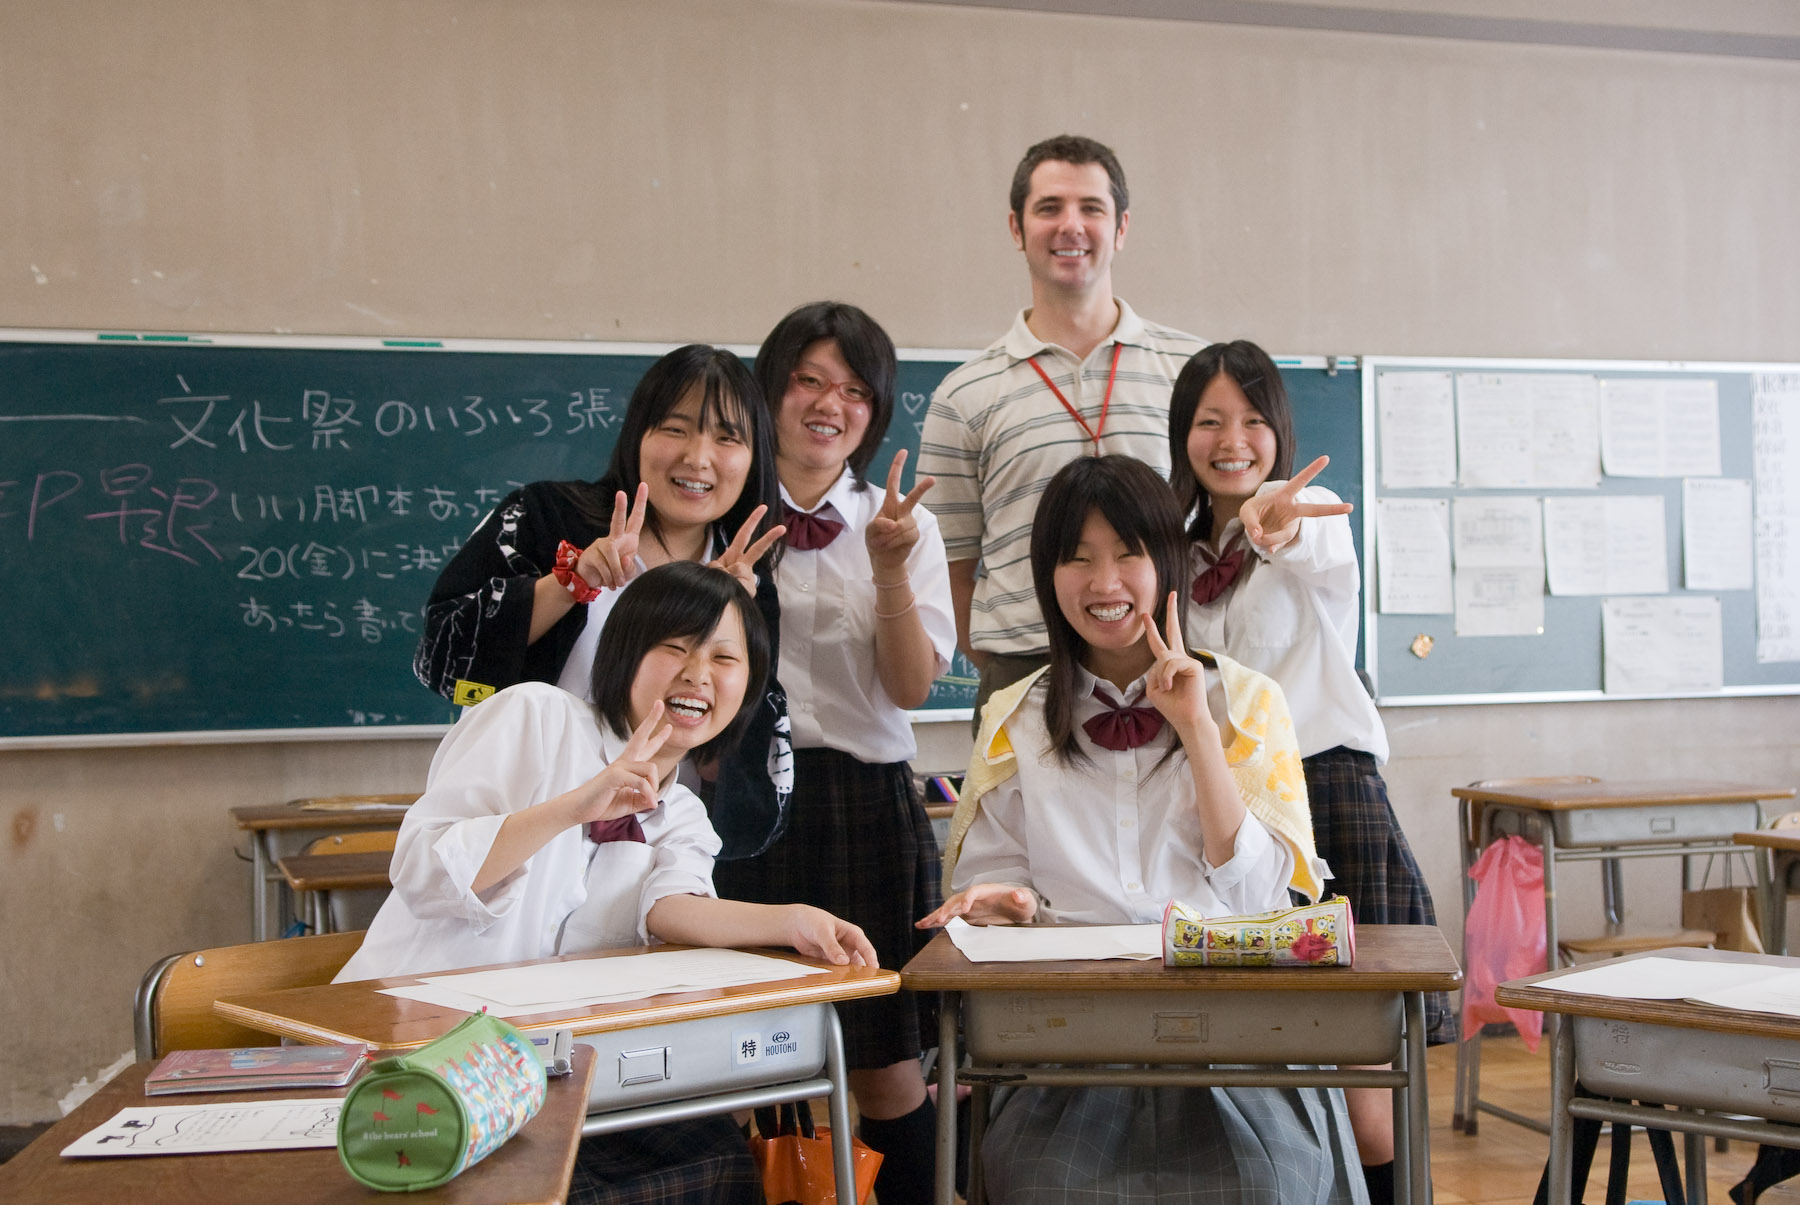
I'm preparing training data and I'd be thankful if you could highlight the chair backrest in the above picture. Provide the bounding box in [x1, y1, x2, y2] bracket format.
[1772, 810, 1800, 831]
[301, 829, 399, 856]
[134, 929, 367, 1060]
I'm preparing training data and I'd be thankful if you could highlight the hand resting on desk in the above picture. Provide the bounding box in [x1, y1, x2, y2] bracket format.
[917, 882, 1039, 928]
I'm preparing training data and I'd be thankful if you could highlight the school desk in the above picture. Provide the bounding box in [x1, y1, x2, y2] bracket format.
[232, 795, 416, 940]
[1496, 946, 1800, 1205]
[277, 850, 393, 935]
[1451, 777, 1795, 1135]
[0, 1044, 596, 1204]
[1734, 828, 1800, 955]
[902, 923, 1462, 1205]
[214, 944, 900, 1205]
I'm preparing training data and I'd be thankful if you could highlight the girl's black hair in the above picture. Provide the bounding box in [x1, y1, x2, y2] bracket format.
[1028, 455, 1189, 768]
[589, 561, 771, 765]
[556, 344, 783, 568]
[1167, 340, 1296, 542]
[752, 301, 898, 487]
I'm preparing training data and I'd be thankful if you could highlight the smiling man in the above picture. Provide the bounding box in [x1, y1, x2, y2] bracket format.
[919, 135, 1205, 713]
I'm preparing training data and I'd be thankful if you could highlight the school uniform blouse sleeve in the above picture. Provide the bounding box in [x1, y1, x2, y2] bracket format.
[946, 771, 1040, 906]
[1254, 483, 1361, 607]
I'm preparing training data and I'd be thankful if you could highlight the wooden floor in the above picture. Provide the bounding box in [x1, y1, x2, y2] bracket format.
[1427, 1034, 1800, 1204]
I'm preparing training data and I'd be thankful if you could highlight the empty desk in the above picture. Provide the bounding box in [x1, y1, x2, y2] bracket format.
[231, 795, 415, 940]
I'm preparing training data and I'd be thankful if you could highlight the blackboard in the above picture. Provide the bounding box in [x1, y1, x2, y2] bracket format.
[1364, 356, 1800, 704]
[0, 333, 1364, 743]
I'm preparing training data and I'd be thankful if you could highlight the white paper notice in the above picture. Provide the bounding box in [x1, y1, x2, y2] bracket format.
[1376, 498, 1452, 613]
[1452, 497, 1545, 636]
[1456, 374, 1533, 488]
[1452, 497, 1543, 567]
[1600, 378, 1722, 478]
[1530, 375, 1603, 488]
[1454, 567, 1546, 637]
[62, 1099, 342, 1157]
[1753, 375, 1800, 662]
[1601, 596, 1723, 694]
[943, 917, 1162, 962]
[1377, 371, 1457, 489]
[1683, 478, 1754, 591]
[1542, 497, 1608, 596]
[1542, 496, 1668, 596]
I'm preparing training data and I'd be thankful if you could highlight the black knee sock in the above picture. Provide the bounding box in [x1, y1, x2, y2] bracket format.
[858, 1098, 937, 1205]
[1362, 1159, 1395, 1205]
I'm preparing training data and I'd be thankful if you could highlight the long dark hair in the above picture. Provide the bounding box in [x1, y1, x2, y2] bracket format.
[1029, 455, 1189, 768]
[753, 301, 897, 487]
[557, 344, 782, 567]
[1167, 340, 1296, 542]
[589, 561, 771, 765]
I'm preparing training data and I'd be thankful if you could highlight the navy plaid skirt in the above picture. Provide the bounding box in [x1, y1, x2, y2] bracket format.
[713, 747, 942, 1069]
[1304, 747, 1456, 1043]
[566, 1117, 763, 1205]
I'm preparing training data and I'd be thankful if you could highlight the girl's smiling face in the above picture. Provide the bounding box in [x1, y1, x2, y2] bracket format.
[775, 338, 874, 483]
[637, 386, 754, 539]
[1186, 373, 1278, 519]
[1052, 509, 1160, 659]
[627, 604, 751, 758]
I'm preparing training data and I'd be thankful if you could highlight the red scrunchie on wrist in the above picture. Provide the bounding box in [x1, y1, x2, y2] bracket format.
[552, 540, 601, 604]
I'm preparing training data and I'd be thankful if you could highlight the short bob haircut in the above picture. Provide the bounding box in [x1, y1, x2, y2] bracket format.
[556, 344, 783, 567]
[589, 560, 771, 766]
[753, 301, 898, 486]
[1167, 340, 1296, 543]
[1029, 455, 1189, 768]
[1008, 134, 1129, 229]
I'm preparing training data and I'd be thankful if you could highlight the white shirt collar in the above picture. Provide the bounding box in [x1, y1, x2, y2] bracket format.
[778, 464, 861, 521]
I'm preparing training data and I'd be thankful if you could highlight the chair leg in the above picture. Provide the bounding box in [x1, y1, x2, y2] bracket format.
[1645, 1124, 1687, 1205]
[1605, 1120, 1632, 1205]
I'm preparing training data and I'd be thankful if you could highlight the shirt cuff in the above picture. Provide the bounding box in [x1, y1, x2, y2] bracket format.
[1199, 814, 1278, 891]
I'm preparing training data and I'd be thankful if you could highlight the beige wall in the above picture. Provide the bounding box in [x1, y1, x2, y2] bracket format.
[3, 0, 1798, 1123]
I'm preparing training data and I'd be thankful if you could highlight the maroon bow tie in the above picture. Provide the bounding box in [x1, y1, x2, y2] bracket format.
[1081, 687, 1165, 752]
[1191, 537, 1247, 605]
[782, 505, 845, 551]
[587, 816, 647, 845]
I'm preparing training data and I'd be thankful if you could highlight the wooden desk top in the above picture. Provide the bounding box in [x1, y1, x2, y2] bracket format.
[217, 944, 901, 1051]
[0, 1046, 595, 1205]
[233, 796, 418, 833]
[1735, 830, 1800, 854]
[1451, 779, 1794, 812]
[899, 924, 1462, 993]
[1494, 947, 1800, 1040]
[278, 851, 394, 893]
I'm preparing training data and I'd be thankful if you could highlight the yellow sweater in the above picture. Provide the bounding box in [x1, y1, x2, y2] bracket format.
[943, 651, 1325, 902]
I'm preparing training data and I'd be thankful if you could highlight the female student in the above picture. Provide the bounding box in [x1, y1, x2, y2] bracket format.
[413, 344, 793, 857]
[921, 454, 1364, 1204]
[344, 561, 874, 1204]
[1169, 339, 1446, 1203]
[711, 301, 955, 1204]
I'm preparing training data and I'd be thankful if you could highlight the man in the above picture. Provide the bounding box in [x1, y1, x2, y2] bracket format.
[919, 134, 1205, 712]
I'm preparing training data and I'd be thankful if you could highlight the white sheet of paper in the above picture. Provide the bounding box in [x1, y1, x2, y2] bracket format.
[1454, 566, 1546, 636]
[1600, 378, 1721, 478]
[1662, 379, 1723, 478]
[1690, 968, 1800, 1019]
[944, 917, 1162, 962]
[1683, 477, 1754, 591]
[1452, 497, 1543, 568]
[1530, 374, 1603, 488]
[1376, 498, 1453, 614]
[1377, 371, 1457, 489]
[1753, 375, 1800, 662]
[1456, 374, 1534, 488]
[1543, 496, 1669, 595]
[61, 1099, 342, 1157]
[1532, 956, 1785, 1000]
[1542, 497, 1608, 595]
[1602, 595, 1723, 694]
[411, 948, 827, 1011]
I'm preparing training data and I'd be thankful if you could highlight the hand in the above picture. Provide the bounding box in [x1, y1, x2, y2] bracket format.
[865, 450, 936, 579]
[1237, 456, 1354, 553]
[707, 504, 785, 595]
[782, 904, 878, 967]
[916, 882, 1038, 928]
[576, 483, 650, 591]
[566, 702, 670, 826]
[1142, 593, 1217, 742]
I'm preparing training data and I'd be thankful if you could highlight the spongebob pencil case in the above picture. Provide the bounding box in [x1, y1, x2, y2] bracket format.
[1162, 895, 1355, 967]
[337, 1009, 546, 1191]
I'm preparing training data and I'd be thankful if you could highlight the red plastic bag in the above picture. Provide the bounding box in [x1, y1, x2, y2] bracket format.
[1461, 834, 1547, 1051]
[749, 1103, 882, 1205]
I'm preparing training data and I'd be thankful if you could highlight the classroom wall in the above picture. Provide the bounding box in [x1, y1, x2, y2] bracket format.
[4, 0, 1798, 1124]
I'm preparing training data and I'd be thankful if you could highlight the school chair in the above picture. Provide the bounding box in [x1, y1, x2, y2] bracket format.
[281, 830, 397, 935]
[133, 929, 367, 1060]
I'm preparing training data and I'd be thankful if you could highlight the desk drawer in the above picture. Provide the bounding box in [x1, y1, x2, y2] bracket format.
[1573, 1016, 1800, 1123]
[963, 989, 1402, 1065]
[575, 1003, 828, 1112]
[1489, 802, 1762, 847]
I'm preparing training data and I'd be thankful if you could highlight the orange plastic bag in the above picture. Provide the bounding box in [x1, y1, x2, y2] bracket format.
[749, 1103, 882, 1205]
[1461, 835, 1547, 1051]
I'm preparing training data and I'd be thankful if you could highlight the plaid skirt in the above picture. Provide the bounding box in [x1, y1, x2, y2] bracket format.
[1304, 747, 1456, 1043]
[712, 748, 941, 1069]
[982, 1079, 1368, 1204]
[566, 1116, 763, 1205]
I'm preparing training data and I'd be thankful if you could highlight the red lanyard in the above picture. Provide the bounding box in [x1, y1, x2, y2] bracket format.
[1027, 342, 1124, 453]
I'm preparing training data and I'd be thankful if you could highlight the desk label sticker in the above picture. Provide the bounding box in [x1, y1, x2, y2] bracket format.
[732, 1026, 803, 1067]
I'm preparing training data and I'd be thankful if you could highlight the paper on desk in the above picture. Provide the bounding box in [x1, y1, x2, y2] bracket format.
[1690, 969, 1800, 1018]
[386, 948, 829, 1013]
[61, 1098, 341, 1157]
[944, 917, 1161, 962]
[1532, 956, 1785, 1000]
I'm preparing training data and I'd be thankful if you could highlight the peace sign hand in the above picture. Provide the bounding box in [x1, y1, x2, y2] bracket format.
[1142, 593, 1217, 743]
[1237, 455, 1354, 553]
[707, 504, 785, 595]
[865, 450, 936, 579]
[576, 483, 650, 591]
[569, 701, 672, 826]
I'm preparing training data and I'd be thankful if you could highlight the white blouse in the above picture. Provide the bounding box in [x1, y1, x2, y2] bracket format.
[336, 682, 720, 982]
[951, 666, 1294, 925]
